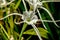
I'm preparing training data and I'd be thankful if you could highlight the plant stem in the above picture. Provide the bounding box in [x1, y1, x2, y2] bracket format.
[0, 24, 9, 39]
[19, 23, 28, 40]
[26, 36, 32, 40]
[14, 0, 21, 10]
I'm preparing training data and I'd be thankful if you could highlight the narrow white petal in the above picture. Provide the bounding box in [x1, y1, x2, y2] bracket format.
[41, 7, 60, 28]
[37, 9, 47, 29]
[0, 13, 23, 20]
[31, 24, 42, 40]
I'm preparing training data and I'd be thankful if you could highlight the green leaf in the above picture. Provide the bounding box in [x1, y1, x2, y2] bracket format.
[8, 16, 14, 34]
[23, 27, 49, 39]
[0, 30, 8, 40]
[0, 24, 9, 38]
[14, 0, 21, 9]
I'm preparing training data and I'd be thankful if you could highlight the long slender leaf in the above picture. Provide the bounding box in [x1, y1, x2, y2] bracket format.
[23, 27, 48, 39]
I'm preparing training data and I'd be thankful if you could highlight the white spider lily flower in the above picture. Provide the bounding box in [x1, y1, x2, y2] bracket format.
[25, 0, 47, 29]
[0, 12, 60, 26]
[26, 0, 60, 28]
[0, 12, 60, 40]
[22, 11, 38, 24]
[0, 0, 14, 7]
[0, 11, 42, 40]
[15, 11, 42, 40]
[0, 11, 38, 24]
[26, 0, 42, 12]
